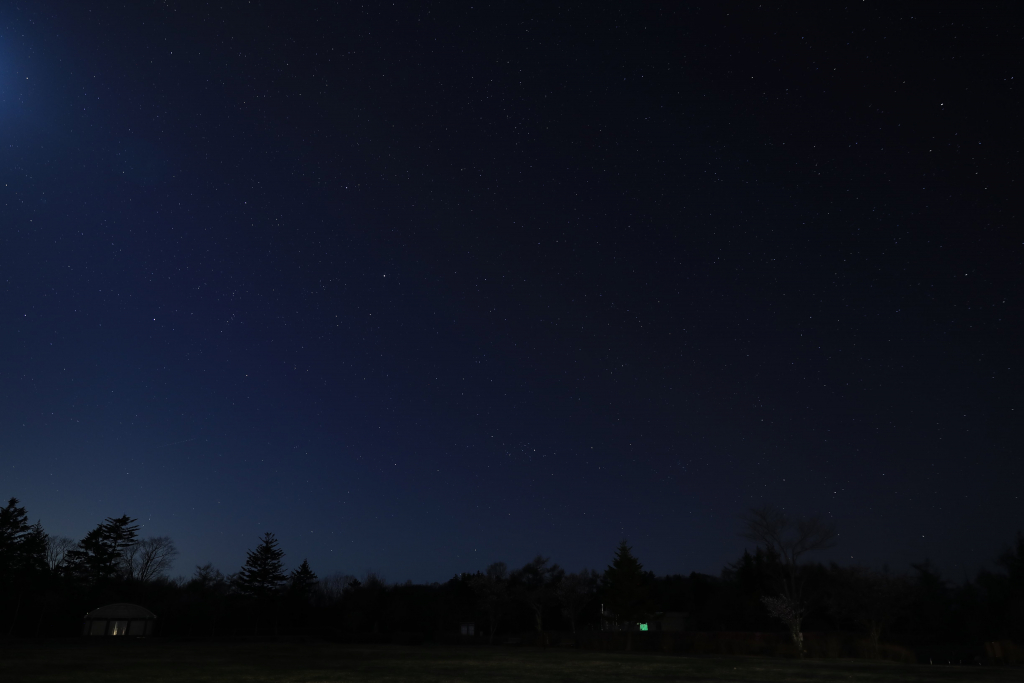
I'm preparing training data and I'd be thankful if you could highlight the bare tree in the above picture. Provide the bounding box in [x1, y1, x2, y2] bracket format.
[360, 571, 389, 635]
[511, 556, 564, 645]
[121, 542, 140, 579]
[830, 566, 909, 657]
[316, 571, 357, 605]
[470, 561, 510, 643]
[191, 563, 227, 589]
[557, 569, 599, 633]
[743, 503, 837, 567]
[130, 537, 178, 581]
[45, 536, 77, 572]
[742, 503, 836, 654]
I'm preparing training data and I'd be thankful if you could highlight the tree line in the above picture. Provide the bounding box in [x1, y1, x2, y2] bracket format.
[0, 497, 1021, 662]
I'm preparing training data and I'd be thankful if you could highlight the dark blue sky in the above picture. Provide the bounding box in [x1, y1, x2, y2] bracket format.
[1, 2, 1021, 583]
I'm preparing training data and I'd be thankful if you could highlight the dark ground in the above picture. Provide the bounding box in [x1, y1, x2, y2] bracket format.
[0, 641, 1019, 683]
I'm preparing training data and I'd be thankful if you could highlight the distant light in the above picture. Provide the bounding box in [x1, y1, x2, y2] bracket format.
[639, 623, 648, 632]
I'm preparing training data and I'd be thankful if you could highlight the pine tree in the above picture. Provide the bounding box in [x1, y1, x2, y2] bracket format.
[68, 515, 140, 582]
[289, 559, 318, 600]
[235, 532, 286, 600]
[18, 522, 48, 577]
[602, 540, 650, 648]
[0, 498, 47, 583]
[0, 498, 32, 577]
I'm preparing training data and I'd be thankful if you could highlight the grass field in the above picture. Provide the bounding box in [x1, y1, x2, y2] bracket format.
[0, 641, 1019, 683]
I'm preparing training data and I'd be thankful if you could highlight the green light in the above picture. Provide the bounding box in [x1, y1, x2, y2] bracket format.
[639, 623, 648, 631]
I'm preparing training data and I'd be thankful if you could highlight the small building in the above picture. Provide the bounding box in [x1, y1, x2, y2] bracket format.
[652, 611, 687, 632]
[459, 621, 475, 636]
[82, 603, 157, 636]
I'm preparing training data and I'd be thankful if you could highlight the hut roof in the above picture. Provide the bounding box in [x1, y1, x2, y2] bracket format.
[84, 603, 157, 620]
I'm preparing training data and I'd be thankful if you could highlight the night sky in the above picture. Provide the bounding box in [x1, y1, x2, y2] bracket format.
[1, 3, 1021, 584]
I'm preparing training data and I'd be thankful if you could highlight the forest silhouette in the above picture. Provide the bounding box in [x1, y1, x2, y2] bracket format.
[0, 496, 1021, 664]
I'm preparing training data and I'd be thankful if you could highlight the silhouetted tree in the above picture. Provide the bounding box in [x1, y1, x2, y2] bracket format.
[186, 563, 231, 637]
[0, 499, 48, 636]
[904, 558, 959, 654]
[0, 498, 46, 580]
[127, 537, 179, 582]
[719, 548, 782, 630]
[233, 533, 287, 636]
[289, 559, 318, 600]
[996, 533, 1024, 641]
[67, 515, 139, 583]
[830, 566, 909, 657]
[512, 556, 563, 644]
[359, 571, 389, 634]
[286, 559, 318, 635]
[317, 571, 356, 606]
[0, 499, 31, 573]
[19, 523, 47, 578]
[557, 569, 599, 633]
[44, 536, 76, 573]
[470, 561, 510, 643]
[742, 504, 836, 654]
[602, 541, 651, 649]
[234, 532, 286, 600]
[191, 563, 228, 590]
